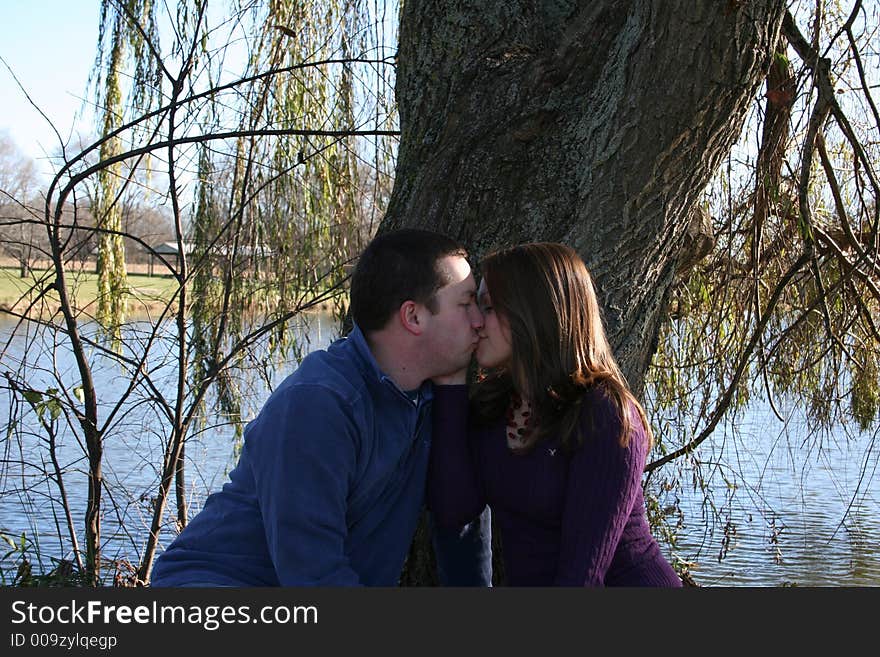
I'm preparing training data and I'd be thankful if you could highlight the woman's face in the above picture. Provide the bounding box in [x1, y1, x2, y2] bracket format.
[475, 278, 513, 369]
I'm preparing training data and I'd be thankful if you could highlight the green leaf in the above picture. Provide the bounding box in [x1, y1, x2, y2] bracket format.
[73, 386, 85, 404]
[22, 390, 42, 405]
[46, 399, 62, 421]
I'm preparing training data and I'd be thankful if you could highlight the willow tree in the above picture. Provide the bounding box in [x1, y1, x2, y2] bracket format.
[92, 3, 151, 339]
[384, 1, 880, 584]
[1, 0, 395, 585]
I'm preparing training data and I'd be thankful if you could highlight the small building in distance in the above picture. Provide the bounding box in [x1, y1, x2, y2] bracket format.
[147, 242, 273, 277]
[148, 242, 195, 277]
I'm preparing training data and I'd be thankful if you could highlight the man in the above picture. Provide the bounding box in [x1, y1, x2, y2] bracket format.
[151, 229, 490, 586]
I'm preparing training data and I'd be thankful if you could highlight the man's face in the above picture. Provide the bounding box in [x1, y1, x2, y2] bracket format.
[421, 255, 484, 378]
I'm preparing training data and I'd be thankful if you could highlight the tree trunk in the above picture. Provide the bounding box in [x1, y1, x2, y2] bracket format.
[175, 442, 188, 530]
[85, 432, 103, 586]
[385, 0, 786, 584]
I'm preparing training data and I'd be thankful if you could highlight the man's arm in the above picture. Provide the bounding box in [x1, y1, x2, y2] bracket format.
[431, 507, 492, 586]
[248, 383, 363, 585]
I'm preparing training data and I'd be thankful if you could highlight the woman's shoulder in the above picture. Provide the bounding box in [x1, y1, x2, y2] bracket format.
[578, 385, 618, 421]
[576, 385, 646, 446]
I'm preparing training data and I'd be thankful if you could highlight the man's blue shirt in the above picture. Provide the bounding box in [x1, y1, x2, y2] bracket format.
[151, 325, 434, 586]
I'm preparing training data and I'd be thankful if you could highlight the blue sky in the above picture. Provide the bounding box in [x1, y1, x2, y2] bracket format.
[0, 0, 100, 171]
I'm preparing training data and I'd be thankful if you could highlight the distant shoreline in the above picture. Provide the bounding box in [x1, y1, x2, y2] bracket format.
[0, 264, 341, 322]
[0, 264, 179, 320]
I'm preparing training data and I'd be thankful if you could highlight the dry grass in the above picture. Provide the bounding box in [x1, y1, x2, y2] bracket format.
[0, 266, 179, 318]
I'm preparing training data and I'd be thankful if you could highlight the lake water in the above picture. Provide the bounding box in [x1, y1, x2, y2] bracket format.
[656, 399, 880, 586]
[1, 314, 878, 586]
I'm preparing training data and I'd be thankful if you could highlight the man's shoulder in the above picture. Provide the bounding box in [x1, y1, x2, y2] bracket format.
[280, 337, 369, 401]
[244, 342, 371, 438]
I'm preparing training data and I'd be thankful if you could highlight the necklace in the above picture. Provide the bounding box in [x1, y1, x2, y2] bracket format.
[505, 392, 534, 447]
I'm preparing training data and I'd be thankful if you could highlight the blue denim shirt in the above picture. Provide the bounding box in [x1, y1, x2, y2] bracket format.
[152, 324, 437, 586]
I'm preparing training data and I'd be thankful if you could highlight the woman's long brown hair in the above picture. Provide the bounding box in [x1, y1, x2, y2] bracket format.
[471, 242, 653, 454]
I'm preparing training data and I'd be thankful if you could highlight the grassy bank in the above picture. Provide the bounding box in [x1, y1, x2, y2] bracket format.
[0, 267, 179, 318]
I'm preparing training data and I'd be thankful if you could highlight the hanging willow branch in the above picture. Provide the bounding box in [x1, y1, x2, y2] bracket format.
[649, 5, 880, 478]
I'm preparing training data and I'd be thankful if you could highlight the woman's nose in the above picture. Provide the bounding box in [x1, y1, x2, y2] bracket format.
[469, 304, 484, 328]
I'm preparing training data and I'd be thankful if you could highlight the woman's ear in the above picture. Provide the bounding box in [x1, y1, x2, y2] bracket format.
[399, 300, 424, 336]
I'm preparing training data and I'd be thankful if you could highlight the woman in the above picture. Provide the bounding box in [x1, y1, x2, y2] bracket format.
[428, 242, 682, 586]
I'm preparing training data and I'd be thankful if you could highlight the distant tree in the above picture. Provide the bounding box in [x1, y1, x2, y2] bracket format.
[0, 133, 42, 277]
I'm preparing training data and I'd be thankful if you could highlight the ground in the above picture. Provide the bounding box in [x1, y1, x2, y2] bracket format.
[0, 260, 179, 318]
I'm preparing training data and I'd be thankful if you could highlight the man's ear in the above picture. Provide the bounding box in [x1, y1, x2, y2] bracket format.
[399, 300, 424, 336]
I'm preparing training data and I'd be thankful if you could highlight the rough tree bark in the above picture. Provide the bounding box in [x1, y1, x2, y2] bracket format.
[384, 1, 787, 585]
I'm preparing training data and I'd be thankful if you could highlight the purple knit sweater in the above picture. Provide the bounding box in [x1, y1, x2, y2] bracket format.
[428, 385, 682, 587]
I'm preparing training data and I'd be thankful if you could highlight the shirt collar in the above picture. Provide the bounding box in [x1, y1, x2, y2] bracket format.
[348, 323, 434, 406]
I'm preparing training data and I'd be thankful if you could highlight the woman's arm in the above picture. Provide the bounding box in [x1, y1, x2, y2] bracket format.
[427, 385, 488, 529]
[554, 393, 648, 586]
